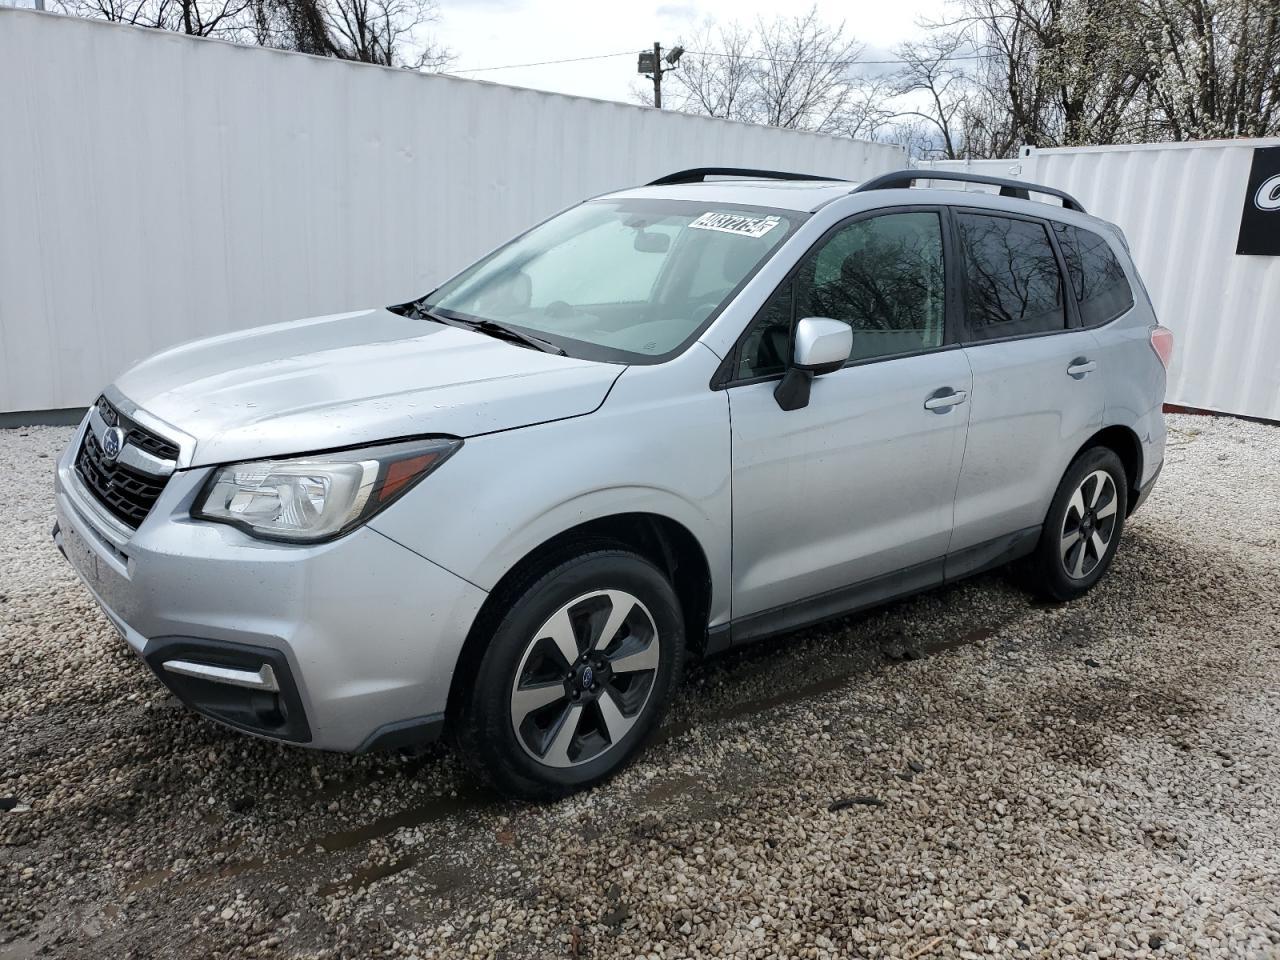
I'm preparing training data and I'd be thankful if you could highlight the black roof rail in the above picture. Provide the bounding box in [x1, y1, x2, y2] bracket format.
[854, 169, 1086, 214]
[648, 167, 845, 186]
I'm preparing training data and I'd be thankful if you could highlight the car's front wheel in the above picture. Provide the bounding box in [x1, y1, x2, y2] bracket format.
[454, 546, 685, 800]
[1028, 446, 1129, 602]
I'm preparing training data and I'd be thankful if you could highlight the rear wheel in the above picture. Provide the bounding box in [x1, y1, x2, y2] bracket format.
[1028, 447, 1128, 602]
[455, 547, 684, 800]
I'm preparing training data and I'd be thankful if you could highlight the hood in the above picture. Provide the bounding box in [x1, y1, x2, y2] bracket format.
[114, 309, 624, 467]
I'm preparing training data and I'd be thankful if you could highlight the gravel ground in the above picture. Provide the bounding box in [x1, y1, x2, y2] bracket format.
[2, 413, 1279, 960]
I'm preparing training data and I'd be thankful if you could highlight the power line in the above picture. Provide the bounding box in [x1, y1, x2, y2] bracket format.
[448, 15, 1280, 79]
[450, 51, 633, 73]
[447, 48, 997, 76]
[444, 1, 1280, 75]
[687, 49, 994, 66]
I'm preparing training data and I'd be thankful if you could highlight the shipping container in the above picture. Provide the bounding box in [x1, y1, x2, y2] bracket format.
[0, 9, 905, 415]
[923, 141, 1280, 422]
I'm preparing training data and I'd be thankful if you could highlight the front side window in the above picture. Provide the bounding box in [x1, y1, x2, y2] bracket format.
[422, 200, 796, 362]
[958, 213, 1066, 340]
[735, 210, 946, 379]
[1053, 223, 1134, 326]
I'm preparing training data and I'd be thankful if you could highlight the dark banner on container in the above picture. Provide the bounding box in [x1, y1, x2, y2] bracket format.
[1237, 146, 1280, 256]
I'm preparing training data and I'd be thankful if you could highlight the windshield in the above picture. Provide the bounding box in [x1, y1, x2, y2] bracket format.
[420, 199, 799, 362]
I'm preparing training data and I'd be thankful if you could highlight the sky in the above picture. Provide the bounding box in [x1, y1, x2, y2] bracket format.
[0, 0, 952, 108]
[434, 0, 950, 106]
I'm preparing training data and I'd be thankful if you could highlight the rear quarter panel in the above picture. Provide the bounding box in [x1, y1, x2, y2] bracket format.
[1092, 244, 1167, 489]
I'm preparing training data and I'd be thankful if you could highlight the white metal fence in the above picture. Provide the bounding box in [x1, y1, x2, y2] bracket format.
[923, 141, 1280, 422]
[0, 9, 905, 414]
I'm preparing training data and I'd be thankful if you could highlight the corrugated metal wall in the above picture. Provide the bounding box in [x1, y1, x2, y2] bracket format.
[0, 10, 905, 414]
[924, 142, 1280, 421]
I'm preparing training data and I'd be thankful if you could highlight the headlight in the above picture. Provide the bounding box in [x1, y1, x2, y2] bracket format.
[193, 437, 461, 543]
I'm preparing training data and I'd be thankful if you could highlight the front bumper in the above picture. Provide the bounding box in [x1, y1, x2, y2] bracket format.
[52, 418, 488, 752]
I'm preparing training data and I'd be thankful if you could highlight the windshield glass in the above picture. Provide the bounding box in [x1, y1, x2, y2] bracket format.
[421, 199, 799, 362]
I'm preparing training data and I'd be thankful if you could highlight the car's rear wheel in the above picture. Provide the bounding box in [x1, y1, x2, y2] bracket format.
[1028, 446, 1129, 602]
[454, 546, 684, 800]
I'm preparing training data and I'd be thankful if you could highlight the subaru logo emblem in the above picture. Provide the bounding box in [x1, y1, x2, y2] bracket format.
[581, 666, 594, 688]
[102, 426, 125, 461]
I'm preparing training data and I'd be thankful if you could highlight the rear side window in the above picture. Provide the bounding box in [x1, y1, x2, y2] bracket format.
[957, 213, 1066, 340]
[1053, 223, 1134, 326]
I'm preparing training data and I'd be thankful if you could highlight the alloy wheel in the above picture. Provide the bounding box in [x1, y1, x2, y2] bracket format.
[1060, 469, 1119, 580]
[509, 589, 660, 768]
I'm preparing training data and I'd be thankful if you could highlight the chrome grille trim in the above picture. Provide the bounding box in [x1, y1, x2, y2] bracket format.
[75, 396, 179, 530]
[88, 405, 175, 478]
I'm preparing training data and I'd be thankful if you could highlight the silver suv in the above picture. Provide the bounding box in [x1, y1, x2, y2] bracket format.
[53, 168, 1171, 799]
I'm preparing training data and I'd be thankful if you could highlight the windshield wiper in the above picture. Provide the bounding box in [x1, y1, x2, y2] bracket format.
[467, 319, 567, 356]
[409, 304, 566, 356]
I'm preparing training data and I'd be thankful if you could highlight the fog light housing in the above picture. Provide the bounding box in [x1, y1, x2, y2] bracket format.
[142, 637, 311, 742]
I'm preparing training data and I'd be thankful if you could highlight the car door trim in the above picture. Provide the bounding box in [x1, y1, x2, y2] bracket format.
[721, 525, 1040, 648]
[729, 555, 945, 647]
[942, 524, 1040, 582]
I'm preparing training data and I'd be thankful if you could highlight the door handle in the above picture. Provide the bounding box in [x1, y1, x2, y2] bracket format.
[1067, 358, 1097, 378]
[923, 389, 968, 411]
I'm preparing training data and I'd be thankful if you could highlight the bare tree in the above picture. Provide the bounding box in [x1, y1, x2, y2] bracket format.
[660, 6, 865, 134]
[59, 0, 159, 27]
[663, 22, 756, 121]
[753, 8, 864, 132]
[247, 0, 333, 53]
[319, 0, 450, 68]
[837, 70, 901, 142]
[59, 0, 452, 68]
[905, 0, 1278, 155]
[892, 32, 974, 158]
[946, 0, 1058, 150]
[60, 0, 252, 36]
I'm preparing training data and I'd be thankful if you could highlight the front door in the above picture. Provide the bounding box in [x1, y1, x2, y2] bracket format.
[725, 208, 971, 636]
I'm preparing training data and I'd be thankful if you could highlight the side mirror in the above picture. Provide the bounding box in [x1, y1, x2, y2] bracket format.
[775, 317, 851, 411]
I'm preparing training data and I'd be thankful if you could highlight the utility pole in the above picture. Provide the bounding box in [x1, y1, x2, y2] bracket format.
[651, 42, 663, 109]
[637, 43, 684, 109]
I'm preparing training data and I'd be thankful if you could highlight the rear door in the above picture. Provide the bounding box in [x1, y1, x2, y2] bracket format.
[1050, 222, 1163, 483]
[726, 207, 972, 632]
[948, 209, 1104, 566]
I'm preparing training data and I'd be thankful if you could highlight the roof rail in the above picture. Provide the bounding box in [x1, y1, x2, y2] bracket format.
[648, 167, 844, 186]
[854, 169, 1086, 213]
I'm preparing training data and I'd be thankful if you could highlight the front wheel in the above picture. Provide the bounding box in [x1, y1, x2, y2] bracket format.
[454, 547, 685, 800]
[1028, 446, 1129, 602]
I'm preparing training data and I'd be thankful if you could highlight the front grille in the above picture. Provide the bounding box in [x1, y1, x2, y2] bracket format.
[127, 428, 179, 461]
[75, 397, 176, 529]
[94, 395, 180, 461]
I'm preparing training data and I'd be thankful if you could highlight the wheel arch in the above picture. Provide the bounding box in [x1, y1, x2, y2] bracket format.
[1078, 424, 1143, 514]
[443, 511, 714, 727]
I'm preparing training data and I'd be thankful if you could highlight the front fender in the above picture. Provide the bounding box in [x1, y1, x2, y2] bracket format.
[472, 482, 726, 620]
[368, 349, 732, 625]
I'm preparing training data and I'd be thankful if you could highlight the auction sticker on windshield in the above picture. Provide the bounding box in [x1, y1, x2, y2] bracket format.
[689, 212, 782, 239]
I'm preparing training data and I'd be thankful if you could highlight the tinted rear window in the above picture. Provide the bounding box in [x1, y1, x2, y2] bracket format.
[957, 213, 1066, 340]
[1053, 223, 1134, 326]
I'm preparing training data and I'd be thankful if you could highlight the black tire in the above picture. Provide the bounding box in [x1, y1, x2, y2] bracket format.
[1027, 446, 1129, 602]
[454, 546, 685, 801]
